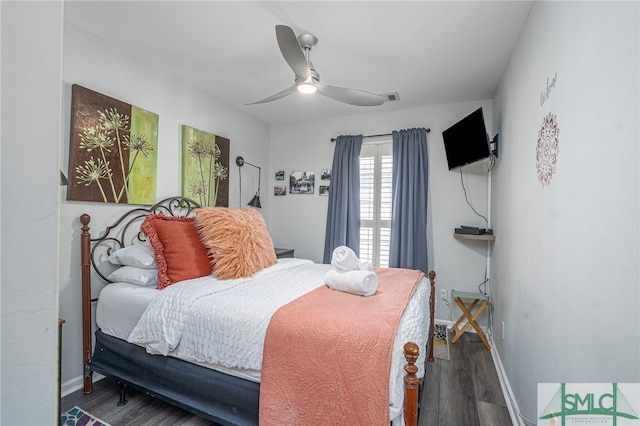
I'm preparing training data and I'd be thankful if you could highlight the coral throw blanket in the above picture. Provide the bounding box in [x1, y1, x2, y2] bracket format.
[259, 267, 424, 425]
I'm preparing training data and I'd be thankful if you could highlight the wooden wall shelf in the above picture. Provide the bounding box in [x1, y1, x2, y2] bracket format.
[454, 233, 495, 241]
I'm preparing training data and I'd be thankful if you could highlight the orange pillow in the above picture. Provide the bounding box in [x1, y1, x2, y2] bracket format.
[195, 207, 277, 280]
[141, 214, 212, 289]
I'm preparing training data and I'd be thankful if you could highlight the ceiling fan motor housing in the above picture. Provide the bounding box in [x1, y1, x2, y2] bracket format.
[296, 64, 320, 85]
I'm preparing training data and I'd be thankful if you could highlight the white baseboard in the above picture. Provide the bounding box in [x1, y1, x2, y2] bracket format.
[62, 373, 105, 397]
[490, 340, 524, 426]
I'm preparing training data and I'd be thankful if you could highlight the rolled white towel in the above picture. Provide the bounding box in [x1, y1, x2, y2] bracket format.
[331, 246, 362, 272]
[325, 268, 378, 297]
[358, 261, 373, 272]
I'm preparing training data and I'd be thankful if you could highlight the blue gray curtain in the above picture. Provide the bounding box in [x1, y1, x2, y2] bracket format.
[389, 128, 429, 273]
[323, 135, 363, 263]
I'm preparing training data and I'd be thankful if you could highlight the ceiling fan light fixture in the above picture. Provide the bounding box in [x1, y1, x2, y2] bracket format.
[246, 25, 391, 107]
[297, 83, 317, 94]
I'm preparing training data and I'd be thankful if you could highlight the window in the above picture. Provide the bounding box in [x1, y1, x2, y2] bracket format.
[359, 142, 392, 267]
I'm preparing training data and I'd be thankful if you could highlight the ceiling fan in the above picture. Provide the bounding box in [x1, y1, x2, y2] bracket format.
[247, 25, 393, 107]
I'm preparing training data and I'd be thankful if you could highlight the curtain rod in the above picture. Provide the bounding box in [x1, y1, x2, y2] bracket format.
[330, 128, 430, 142]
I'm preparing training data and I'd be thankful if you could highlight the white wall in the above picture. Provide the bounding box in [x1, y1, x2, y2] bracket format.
[59, 23, 271, 393]
[1, 1, 63, 424]
[492, 1, 639, 422]
[267, 101, 494, 322]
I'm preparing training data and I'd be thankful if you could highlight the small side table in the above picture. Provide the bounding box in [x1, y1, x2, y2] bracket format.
[274, 248, 294, 258]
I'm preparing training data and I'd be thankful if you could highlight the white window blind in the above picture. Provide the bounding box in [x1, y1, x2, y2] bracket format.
[360, 142, 392, 267]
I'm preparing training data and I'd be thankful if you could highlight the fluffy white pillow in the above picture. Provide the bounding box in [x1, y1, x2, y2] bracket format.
[109, 245, 156, 269]
[107, 266, 158, 286]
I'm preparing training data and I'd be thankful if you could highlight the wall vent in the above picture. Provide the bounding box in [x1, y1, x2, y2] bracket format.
[386, 92, 400, 102]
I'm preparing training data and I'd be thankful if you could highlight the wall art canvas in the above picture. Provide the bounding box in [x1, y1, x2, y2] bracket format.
[181, 125, 229, 207]
[289, 171, 315, 194]
[68, 85, 158, 204]
[321, 169, 331, 180]
[319, 185, 330, 196]
[274, 186, 286, 196]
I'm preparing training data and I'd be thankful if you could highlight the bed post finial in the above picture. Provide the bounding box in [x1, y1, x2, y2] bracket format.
[403, 341, 419, 426]
[80, 214, 93, 394]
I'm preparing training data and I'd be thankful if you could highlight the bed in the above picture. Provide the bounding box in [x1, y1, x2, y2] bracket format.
[80, 197, 436, 426]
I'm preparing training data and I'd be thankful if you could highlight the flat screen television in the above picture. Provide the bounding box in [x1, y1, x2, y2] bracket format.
[442, 107, 491, 170]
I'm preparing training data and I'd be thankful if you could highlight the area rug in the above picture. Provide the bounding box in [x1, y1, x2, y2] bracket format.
[60, 406, 111, 426]
[433, 322, 450, 360]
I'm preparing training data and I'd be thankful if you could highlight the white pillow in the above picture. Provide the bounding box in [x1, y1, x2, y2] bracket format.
[107, 266, 158, 287]
[109, 244, 156, 268]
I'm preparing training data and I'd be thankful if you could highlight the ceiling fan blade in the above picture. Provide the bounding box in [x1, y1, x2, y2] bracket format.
[315, 84, 387, 107]
[275, 25, 310, 80]
[245, 84, 297, 105]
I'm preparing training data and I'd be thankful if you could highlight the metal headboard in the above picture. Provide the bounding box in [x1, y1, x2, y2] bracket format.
[83, 196, 201, 283]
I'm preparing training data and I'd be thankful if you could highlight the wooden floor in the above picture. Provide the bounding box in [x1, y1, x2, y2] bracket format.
[61, 333, 512, 426]
[420, 333, 512, 425]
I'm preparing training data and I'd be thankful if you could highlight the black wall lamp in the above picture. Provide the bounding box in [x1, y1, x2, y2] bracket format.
[235, 156, 261, 208]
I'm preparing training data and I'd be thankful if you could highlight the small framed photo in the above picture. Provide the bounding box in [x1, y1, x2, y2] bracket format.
[275, 170, 285, 180]
[321, 169, 331, 180]
[319, 185, 330, 196]
[274, 186, 286, 196]
[289, 171, 315, 194]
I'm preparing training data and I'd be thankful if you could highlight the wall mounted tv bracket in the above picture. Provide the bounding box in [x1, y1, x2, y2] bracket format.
[490, 134, 499, 158]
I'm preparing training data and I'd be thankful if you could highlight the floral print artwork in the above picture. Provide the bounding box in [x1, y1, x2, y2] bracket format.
[181, 125, 230, 207]
[68, 85, 158, 204]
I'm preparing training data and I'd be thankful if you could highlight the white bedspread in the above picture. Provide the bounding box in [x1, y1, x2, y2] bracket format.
[128, 259, 328, 369]
[126, 258, 430, 424]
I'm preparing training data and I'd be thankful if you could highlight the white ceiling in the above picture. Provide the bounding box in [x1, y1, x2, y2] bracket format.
[63, 1, 532, 126]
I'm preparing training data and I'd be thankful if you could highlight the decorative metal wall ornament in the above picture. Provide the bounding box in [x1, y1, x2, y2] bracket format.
[536, 112, 560, 187]
[68, 85, 159, 204]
